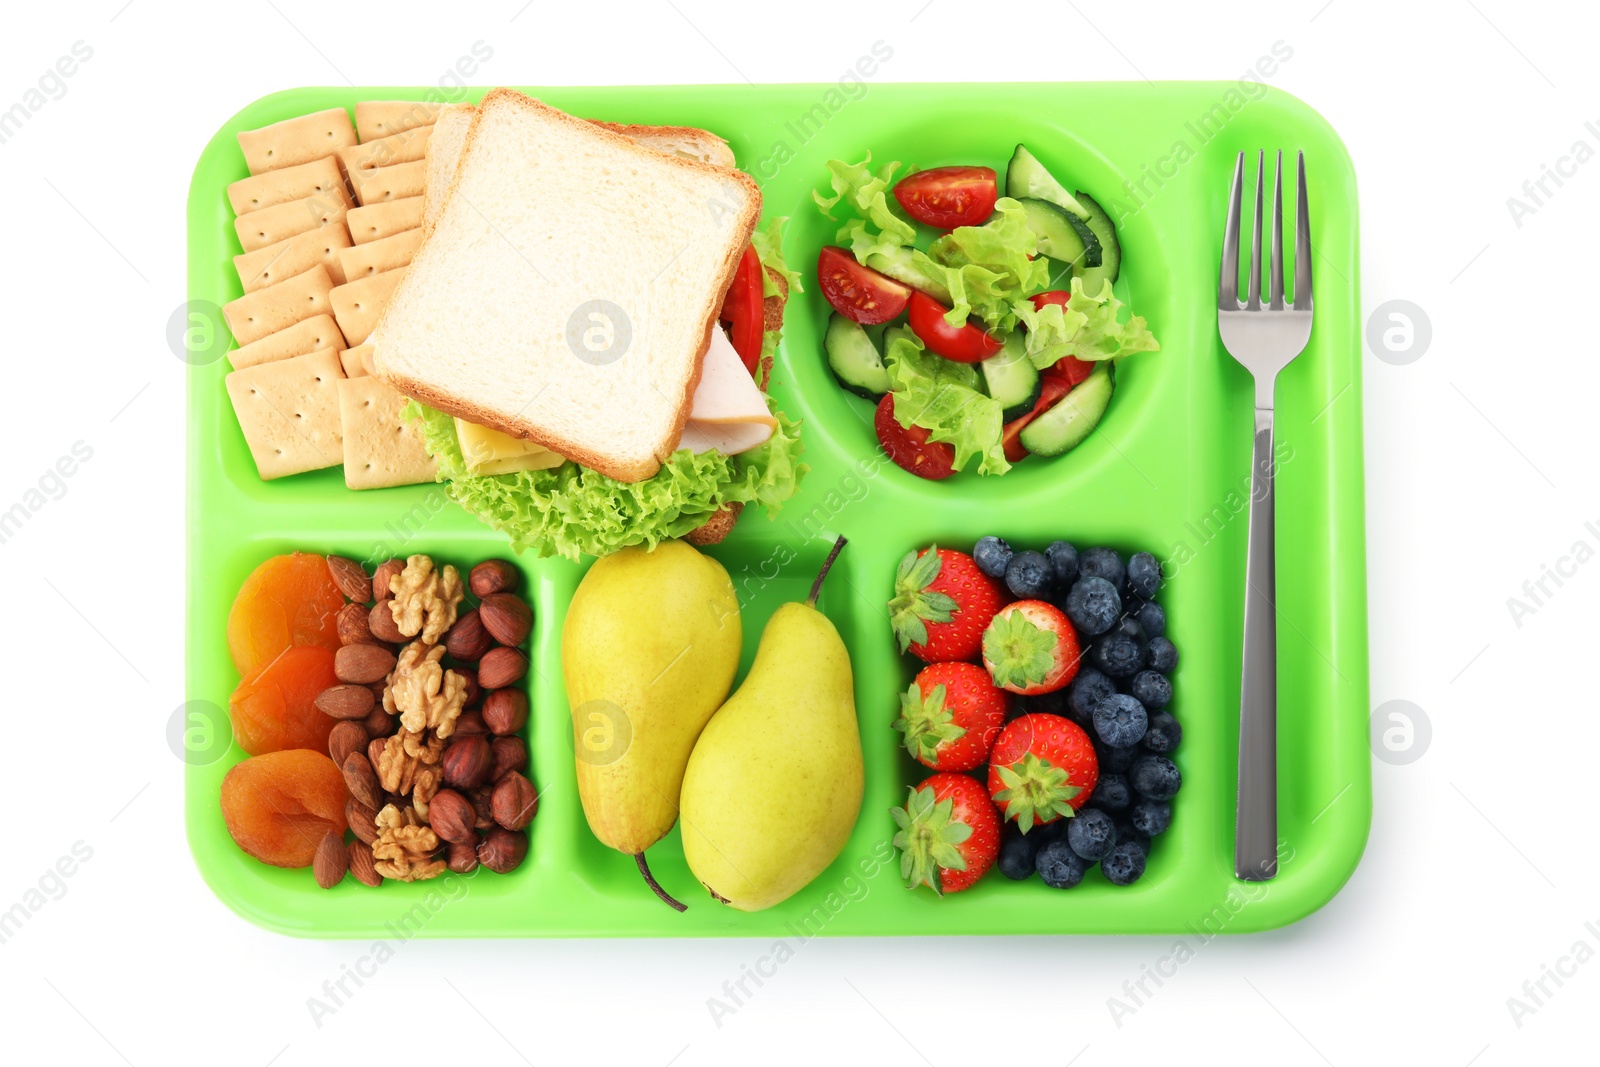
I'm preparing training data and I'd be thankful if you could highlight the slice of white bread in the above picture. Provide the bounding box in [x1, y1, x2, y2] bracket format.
[371, 89, 760, 483]
[422, 106, 738, 234]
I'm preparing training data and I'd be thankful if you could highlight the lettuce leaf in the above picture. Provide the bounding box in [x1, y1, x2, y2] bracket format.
[813, 154, 918, 250]
[750, 216, 802, 299]
[883, 329, 1011, 477]
[407, 392, 806, 560]
[916, 198, 1050, 331]
[1014, 276, 1160, 367]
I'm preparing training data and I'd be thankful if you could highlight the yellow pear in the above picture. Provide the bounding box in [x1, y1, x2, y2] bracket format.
[562, 539, 740, 909]
[680, 538, 863, 911]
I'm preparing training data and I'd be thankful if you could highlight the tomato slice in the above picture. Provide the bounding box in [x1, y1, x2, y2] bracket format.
[1002, 375, 1075, 462]
[893, 166, 998, 228]
[817, 246, 911, 325]
[1030, 290, 1071, 311]
[719, 245, 765, 375]
[907, 291, 1003, 362]
[1043, 356, 1096, 387]
[875, 395, 955, 480]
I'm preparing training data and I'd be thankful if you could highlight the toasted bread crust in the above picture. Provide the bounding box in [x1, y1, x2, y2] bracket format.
[372, 88, 762, 483]
[684, 502, 744, 545]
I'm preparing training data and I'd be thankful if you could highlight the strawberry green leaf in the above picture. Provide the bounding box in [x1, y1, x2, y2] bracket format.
[992, 753, 1080, 833]
[892, 682, 967, 763]
[888, 547, 959, 653]
[889, 785, 972, 895]
[983, 609, 1057, 689]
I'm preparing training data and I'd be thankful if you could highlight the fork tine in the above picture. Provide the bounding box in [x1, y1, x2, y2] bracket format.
[1294, 151, 1313, 309]
[1218, 151, 1244, 309]
[1268, 150, 1285, 310]
[1246, 150, 1264, 309]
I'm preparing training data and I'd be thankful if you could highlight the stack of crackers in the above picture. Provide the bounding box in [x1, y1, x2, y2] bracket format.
[220, 101, 444, 489]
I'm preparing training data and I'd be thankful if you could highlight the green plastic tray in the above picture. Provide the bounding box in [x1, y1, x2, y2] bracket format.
[187, 83, 1369, 937]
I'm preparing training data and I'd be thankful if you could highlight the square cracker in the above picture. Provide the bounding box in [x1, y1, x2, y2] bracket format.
[347, 197, 424, 244]
[338, 376, 438, 490]
[227, 157, 347, 216]
[235, 189, 352, 252]
[229, 314, 346, 370]
[226, 348, 345, 479]
[339, 343, 373, 378]
[338, 228, 421, 282]
[350, 159, 427, 206]
[223, 265, 335, 346]
[330, 267, 406, 346]
[355, 100, 444, 142]
[238, 108, 358, 175]
[234, 225, 352, 292]
[338, 126, 433, 174]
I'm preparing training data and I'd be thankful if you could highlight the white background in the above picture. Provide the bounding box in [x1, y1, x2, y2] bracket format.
[1, 0, 1593, 1063]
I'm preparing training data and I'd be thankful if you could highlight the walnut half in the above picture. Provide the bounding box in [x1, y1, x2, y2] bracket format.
[384, 640, 468, 738]
[371, 804, 446, 882]
[388, 555, 464, 645]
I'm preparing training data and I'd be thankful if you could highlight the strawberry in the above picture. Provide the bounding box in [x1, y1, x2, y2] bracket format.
[981, 599, 1081, 695]
[889, 546, 1009, 663]
[891, 772, 1002, 894]
[987, 713, 1099, 832]
[894, 662, 1009, 772]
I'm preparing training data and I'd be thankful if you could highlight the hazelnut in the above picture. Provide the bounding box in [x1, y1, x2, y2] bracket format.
[428, 789, 477, 845]
[441, 734, 494, 791]
[335, 643, 397, 685]
[453, 709, 489, 736]
[477, 827, 528, 873]
[347, 797, 380, 845]
[368, 600, 405, 643]
[479, 593, 533, 647]
[444, 609, 493, 662]
[342, 753, 384, 811]
[478, 647, 528, 689]
[372, 558, 404, 600]
[337, 602, 380, 646]
[492, 771, 538, 831]
[313, 833, 348, 889]
[447, 839, 480, 874]
[491, 736, 527, 781]
[315, 684, 375, 720]
[470, 786, 495, 830]
[348, 840, 383, 886]
[482, 689, 528, 735]
[363, 704, 397, 739]
[469, 559, 520, 598]
[327, 720, 368, 768]
[326, 556, 373, 602]
[456, 667, 482, 709]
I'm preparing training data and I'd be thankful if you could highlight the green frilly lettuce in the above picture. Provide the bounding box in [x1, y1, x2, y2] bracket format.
[883, 329, 1011, 477]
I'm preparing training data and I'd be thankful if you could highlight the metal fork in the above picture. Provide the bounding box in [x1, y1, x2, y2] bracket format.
[1218, 150, 1313, 881]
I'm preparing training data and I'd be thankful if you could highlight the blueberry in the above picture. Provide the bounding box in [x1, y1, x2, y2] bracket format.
[1026, 817, 1070, 850]
[1036, 839, 1090, 889]
[998, 825, 1040, 880]
[1126, 551, 1162, 600]
[1130, 755, 1182, 801]
[1130, 800, 1172, 837]
[1134, 601, 1166, 638]
[1142, 712, 1182, 754]
[1147, 636, 1179, 675]
[1045, 540, 1079, 587]
[1066, 807, 1117, 861]
[1097, 743, 1139, 774]
[1112, 818, 1151, 854]
[1092, 693, 1148, 749]
[1094, 632, 1146, 678]
[973, 536, 1013, 580]
[1005, 550, 1054, 599]
[1088, 773, 1131, 813]
[1064, 577, 1121, 636]
[1025, 689, 1068, 717]
[1079, 547, 1125, 588]
[1101, 840, 1148, 886]
[1067, 667, 1115, 719]
[1129, 670, 1172, 710]
[1114, 616, 1146, 641]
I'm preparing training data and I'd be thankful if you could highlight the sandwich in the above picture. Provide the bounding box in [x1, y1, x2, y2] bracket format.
[370, 89, 805, 559]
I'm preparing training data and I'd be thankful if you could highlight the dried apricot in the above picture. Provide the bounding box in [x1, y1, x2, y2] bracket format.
[227, 552, 345, 677]
[229, 645, 340, 756]
[221, 749, 349, 868]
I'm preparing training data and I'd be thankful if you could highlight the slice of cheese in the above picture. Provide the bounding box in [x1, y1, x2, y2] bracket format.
[455, 417, 566, 476]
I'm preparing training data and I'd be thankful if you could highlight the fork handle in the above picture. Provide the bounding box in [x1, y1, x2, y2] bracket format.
[1235, 406, 1278, 880]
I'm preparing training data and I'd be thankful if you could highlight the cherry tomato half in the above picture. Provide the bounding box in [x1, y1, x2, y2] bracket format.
[817, 246, 911, 325]
[719, 245, 765, 375]
[1002, 375, 1075, 462]
[907, 291, 1003, 363]
[875, 394, 955, 480]
[1043, 356, 1096, 388]
[893, 166, 999, 229]
[1030, 290, 1071, 311]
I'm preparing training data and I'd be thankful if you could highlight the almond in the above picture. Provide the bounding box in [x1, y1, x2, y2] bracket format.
[327, 720, 368, 768]
[347, 798, 380, 845]
[342, 752, 384, 811]
[348, 840, 383, 886]
[372, 558, 404, 600]
[367, 737, 388, 768]
[444, 609, 493, 662]
[315, 684, 375, 720]
[335, 643, 397, 685]
[478, 647, 528, 689]
[483, 689, 528, 736]
[428, 789, 477, 845]
[363, 704, 397, 739]
[368, 600, 405, 643]
[441, 734, 494, 791]
[469, 559, 520, 598]
[326, 555, 373, 603]
[492, 772, 538, 831]
[314, 833, 348, 889]
[337, 601, 380, 646]
[479, 593, 533, 647]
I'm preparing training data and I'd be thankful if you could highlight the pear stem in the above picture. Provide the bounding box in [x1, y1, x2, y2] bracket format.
[807, 536, 848, 606]
[635, 852, 687, 912]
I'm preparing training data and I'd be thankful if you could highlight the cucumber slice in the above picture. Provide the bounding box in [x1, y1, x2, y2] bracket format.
[825, 313, 890, 400]
[1017, 198, 1101, 273]
[1019, 365, 1114, 457]
[864, 247, 952, 305]
[1073, 191, 1122, 298]
[979, 332, 1043, 421]
[1005, 145, 1091, 220]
